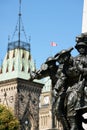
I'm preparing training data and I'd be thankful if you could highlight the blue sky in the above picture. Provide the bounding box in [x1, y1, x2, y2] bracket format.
[0, 0, 83, 69]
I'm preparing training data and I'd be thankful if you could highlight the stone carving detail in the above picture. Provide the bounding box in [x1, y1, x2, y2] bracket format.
[15, 80, 42, 130]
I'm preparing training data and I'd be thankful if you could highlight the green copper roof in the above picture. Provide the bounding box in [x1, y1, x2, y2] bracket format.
[34, 77, 51, 92]
[41, 77, 51, 92]
[0, 48, 36, 81]
[0, 44, 51, 93]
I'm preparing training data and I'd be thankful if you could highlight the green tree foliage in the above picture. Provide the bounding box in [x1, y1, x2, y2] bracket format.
[0, 105, 20, 130]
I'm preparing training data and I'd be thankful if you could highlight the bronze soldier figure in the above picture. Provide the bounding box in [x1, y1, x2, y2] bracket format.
[53, 47, 74, 130]
[30, 56, 58, 128]
[66, 33, 87, 130]
[74, 33, 87, 130]
[30, 56, 58, 87]
[30, 32, 87, 130]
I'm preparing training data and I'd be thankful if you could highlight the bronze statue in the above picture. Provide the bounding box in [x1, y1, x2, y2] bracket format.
[62, 33, 87, 130]
[53, 47, 74, 130]
[30, 56, 58, 87]
[30, 32, 87, 130]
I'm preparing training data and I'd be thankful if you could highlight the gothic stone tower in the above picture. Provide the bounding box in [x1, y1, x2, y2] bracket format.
[0, 1, 43, 130]
[0, 77, 43, 130]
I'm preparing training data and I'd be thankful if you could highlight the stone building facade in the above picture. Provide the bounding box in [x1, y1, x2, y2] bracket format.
[39, 78, 63, 130]
[0, 46, 43, 130]
[0, 1, 63, 129]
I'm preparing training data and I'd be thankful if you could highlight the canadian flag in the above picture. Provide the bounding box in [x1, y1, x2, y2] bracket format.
[51, 42, 57, 46]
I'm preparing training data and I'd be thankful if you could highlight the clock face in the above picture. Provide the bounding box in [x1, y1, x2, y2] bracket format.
[44, 96, 49, 104]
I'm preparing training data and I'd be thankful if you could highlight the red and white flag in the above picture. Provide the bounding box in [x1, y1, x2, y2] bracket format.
[51, 42, 57, 46]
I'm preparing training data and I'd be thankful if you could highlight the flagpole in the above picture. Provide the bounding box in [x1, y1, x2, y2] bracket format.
[49, 41, 57, 56]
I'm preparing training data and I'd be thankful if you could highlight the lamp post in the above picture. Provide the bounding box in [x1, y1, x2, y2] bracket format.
[25, 120, 28, 130]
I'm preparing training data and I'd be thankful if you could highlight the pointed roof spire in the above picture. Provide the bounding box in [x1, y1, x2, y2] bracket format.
[18, 0, 22, 46]
[7, 0, 30, 52]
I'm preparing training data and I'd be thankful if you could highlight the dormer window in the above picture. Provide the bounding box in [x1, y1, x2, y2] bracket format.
[13, 51, 15, 58]
[12, 65, 14, 71]
[22, 53, 24, 58]
[22, 66, 24, 71]
[0, 68, 2, 74]
[7, 53, 9, 59]
[28, 68, 30, 73]
[28, 54, 31, 60]
[6, 66, 8, 73]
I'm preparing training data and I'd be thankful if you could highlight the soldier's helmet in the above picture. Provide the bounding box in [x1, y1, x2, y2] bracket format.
[75, 42, 87, 49]
[76, 32, 87, 43]
[45, 56, 56, 64]
[54, 47, 73, 60]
